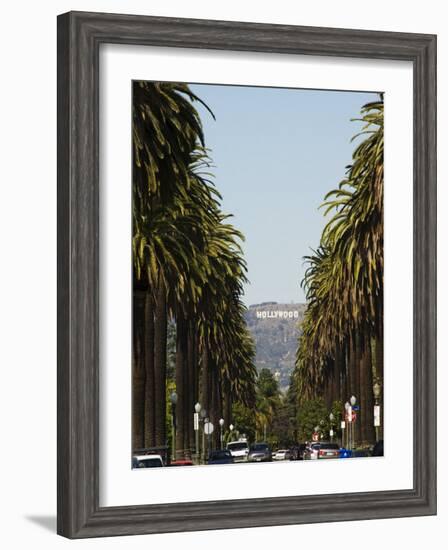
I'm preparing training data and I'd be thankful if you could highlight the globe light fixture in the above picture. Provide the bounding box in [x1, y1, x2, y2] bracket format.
[170, 391, 178, 405]
[373, 382, 381, 400]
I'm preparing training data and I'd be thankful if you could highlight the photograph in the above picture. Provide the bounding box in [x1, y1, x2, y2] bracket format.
[131, 80, 384, 468]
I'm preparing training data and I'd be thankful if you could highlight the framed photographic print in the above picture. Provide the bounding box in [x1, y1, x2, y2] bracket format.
[57, 11, 437, 538]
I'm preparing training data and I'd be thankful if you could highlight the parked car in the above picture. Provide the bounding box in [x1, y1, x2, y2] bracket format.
[208, 449, 234, 465]
[248, 443, 272, 462]
[303, 442, 320, 460]
[273, 449, 291, 461]
[304, 442, 340, 460]
[316, 442, 340, 459]
[372, 440, 384, 457]
[227, 440, 250, 462]
[132, 454, 164, 468]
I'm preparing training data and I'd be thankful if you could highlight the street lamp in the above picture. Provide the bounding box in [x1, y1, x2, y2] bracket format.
[319, 419, 325, 440]
[170, 391, 178, 461]
[350, 395, 357, 450]
[373, 382, 381, 442]
[229, 423, 234, 443]
[194, 402, 201, 463]
[329, 412, 335, 442]
[345, 401, 351, 450]
[219, 418, 225, 449]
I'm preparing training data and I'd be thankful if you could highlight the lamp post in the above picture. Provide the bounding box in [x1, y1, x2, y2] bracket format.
[194, 402, 201, 464]
[350, 395, 357, 450]
[340, 419, 346, 448]
[229, 423, 234, 443]
[219, 418, 225, 449]
[373, 382, 381, 442]
[345, 401, 351, 450]
[329, 412, 335, 442]
[170, 391, 178, 462]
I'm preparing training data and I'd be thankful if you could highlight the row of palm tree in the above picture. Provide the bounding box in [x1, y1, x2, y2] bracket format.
[132, 81, 257, 457]
[293, 99, 384, 446]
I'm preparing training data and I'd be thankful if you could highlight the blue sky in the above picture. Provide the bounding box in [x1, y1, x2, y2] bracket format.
[190, 84, 378, 306]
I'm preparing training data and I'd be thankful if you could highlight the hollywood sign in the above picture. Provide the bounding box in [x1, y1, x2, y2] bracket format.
[256, 310, 300, 319]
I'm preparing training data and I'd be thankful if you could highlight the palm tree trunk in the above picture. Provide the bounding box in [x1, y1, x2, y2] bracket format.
[375, 331, 384, 440]
[348, 335, 356, 397]
[363, 337, 375, 445]
[153, 277, 167, 447]
[132, 291, 146, 450]
[339, 343, 350, 407]
[175, 313, 187, 458]
[223, 378, 232, 429]
[324, 370, 332, 410]
[201, 345, 210, 414]
[353, 333, 362, 446]
[347, 335, 360, 447]
[333, 347, 341, 405]
[182, 319, 190, 456]
[144, 292, 155, 447]
[187, 321, 197, 454]
[359, 334, 367, 445]
[210, 361, 221, 450]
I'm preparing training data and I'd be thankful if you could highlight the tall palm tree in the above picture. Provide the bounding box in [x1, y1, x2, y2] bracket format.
[294, 99, 383, 447]
[132, 81, 214, 449]
[133, 81, 258, 458]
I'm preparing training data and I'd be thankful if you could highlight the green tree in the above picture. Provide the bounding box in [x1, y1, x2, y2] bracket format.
[255, 369, 281, 442]
[230, 402, 256, 444]
[296, 399, 328, 442]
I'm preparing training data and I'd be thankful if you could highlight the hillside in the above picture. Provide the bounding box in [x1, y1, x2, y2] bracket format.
[244, 302, 306, 390]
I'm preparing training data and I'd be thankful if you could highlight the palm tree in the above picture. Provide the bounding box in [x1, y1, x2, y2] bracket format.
[294, 99, 383, 447]
[133, 81, 258, 459]
[132, 81, 214, 449]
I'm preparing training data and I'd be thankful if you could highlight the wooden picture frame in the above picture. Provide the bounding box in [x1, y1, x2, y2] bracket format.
[57, 11, 437, 538]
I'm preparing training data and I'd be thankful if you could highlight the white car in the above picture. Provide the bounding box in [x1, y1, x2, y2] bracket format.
[273, 449, 291, 461]
[132, 454, 164, 468]
[227, 440, 249, 462]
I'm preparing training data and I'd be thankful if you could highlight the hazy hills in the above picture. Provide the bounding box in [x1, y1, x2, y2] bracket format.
[244, 302, 306, 390]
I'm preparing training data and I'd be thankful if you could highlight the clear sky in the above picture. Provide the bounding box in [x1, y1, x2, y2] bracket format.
[190, 84, 378, 306]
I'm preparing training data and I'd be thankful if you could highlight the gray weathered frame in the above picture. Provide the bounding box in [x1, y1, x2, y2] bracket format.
[57, 11, 437, 538]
